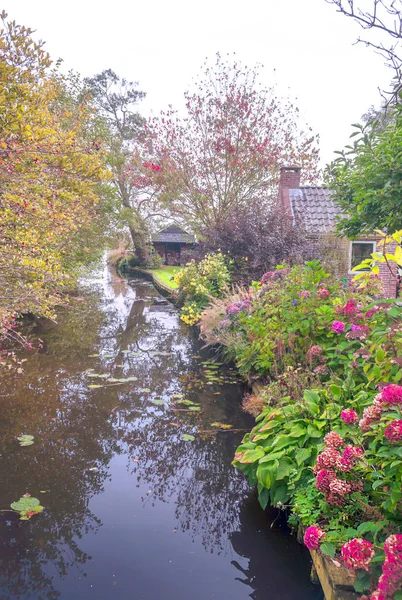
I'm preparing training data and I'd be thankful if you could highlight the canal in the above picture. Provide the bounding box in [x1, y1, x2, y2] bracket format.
[0, 267, 323, 600]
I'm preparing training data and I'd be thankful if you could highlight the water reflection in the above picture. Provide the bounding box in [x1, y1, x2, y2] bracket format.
[0, 266, 322, 599]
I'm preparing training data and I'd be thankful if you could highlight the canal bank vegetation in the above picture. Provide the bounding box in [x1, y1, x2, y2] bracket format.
[173, 251, 402, 597]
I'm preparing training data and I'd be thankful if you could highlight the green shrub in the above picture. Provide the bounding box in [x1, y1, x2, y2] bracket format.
[174, 252, 232, 325]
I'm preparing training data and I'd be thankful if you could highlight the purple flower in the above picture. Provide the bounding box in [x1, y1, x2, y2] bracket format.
[292, 299, 298, 306]
[332, 321, 345, 334]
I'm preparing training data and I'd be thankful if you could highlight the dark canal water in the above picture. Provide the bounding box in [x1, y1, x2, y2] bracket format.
[0, 267, 323, 600]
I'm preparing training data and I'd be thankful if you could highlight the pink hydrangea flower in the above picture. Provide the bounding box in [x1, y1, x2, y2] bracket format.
[315, 469, 336, 493]
[339, 445, 363, 471]
[373, 534, 402, 599]
[303, 526, 326, 550]
[341, 539, 375, 571]
[359, 396, 384, 431]
[341, 409, 359, 425]
[324, 431, 344, 448]
[385, 420, 402, 443]
[317, 287, 331, 299]
[314, 447, 342, 472]
[365, 307, 379, 319]
[381, 384, 402, 406]
[300, 290, 311, 298]
[332, 321, 345, 334]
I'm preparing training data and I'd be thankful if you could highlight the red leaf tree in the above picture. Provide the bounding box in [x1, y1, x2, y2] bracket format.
[144, 54, 320, 230]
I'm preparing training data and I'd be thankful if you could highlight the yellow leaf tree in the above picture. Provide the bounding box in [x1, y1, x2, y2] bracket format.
[0, 13, 110, 344]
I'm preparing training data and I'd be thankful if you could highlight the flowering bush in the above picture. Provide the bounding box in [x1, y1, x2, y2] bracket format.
[224, 260, 402, 596]
[174, 252, 232, 326]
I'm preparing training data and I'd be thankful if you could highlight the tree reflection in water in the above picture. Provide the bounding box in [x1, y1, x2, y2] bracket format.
[0, 266, 321, 600]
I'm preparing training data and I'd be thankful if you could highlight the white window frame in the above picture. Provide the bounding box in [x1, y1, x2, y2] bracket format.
[348, 240, 376, 274]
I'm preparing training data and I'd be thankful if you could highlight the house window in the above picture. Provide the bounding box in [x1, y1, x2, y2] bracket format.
[350, 241, 376, 271]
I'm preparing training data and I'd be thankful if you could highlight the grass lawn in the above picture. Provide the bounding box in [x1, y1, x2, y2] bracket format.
[148, 266, 182, 289]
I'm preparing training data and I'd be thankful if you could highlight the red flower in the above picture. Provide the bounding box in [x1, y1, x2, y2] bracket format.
[303, 526, 326, 550]
[341, 409, 359, 425]
[341, 539, 375, 571]
[384, 420, 402, 443]
[381, 384, 402, 406]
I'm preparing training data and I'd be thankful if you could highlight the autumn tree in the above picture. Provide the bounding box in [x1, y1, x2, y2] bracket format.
[0, 13, 110, 342]
[144, 54, 320, 231]
[84, 70, 163, 263]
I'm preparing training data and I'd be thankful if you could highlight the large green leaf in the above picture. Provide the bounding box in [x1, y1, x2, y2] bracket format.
[257, 461, 278, 489]
[238, 446, 265, 464]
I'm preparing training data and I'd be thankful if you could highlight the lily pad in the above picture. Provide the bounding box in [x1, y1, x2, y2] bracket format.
[11, 496, 43, 520]
[181, 434, 195, 442]
[17, 434, 34, 447]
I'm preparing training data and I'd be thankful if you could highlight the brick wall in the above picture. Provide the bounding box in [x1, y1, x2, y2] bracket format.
[379, 241, 398, 298]
[345, 240, 398, 298]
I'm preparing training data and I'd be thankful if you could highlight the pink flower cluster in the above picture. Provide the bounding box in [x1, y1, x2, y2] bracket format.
[317, 287, 331, 299]
[384, 420, 402, 444]
[365, 306, 379, 319]
[299, 290, 311, 298]
[341, 538, 374, 571]
[143, 161, 161, 172]
[303, 525, 326, 550]
[260, 268, 290, 285]
[341, 409, 359, 425]
[368, 534, 402, 599]
[226, 300, 252, 316]
[359, 395, 384, 432]
[332, 321, 346, 334]
[337, 298, 358, 317]
[307, 345, 323, 360]
[346, 324, 370, 340]
[314, 433, 364, 506]
[381, 384, 402, 406]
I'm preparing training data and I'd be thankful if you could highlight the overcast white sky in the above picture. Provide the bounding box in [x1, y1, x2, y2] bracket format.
[5, 0, 392, 169]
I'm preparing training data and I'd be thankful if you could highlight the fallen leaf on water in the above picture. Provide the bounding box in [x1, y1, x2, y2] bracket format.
[17, 435, 34, 447]
[88, 384, 103, 389]
[188, 406, 201, 412]
[181, 434, 195, 442]
[88, 467, 98, 472]
[140, 388, 151, 394]
[132, 458, 139, 462]
[151, 398, 164, 405]
[88, 354, 99, 357]
[172, 393, 184, 399]
[87, 373, 109, 379]
[210, 422, 233, 429]
[169, 422, 181, 427]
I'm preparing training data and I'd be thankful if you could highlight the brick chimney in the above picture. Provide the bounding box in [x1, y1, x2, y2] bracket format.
[278, 166, 301, 214]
